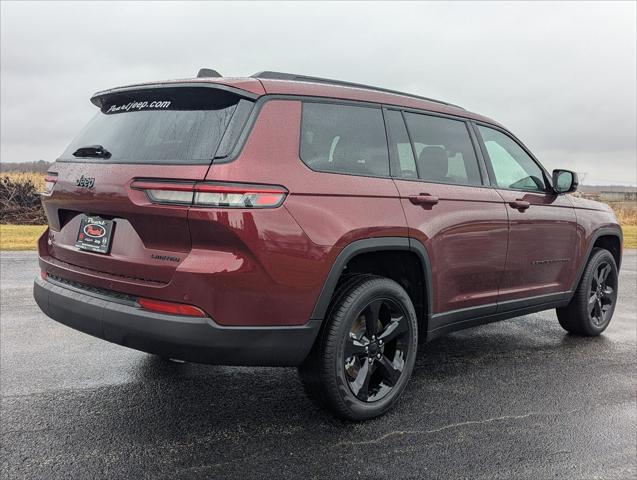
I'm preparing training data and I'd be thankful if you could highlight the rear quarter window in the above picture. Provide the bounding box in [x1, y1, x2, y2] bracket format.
[300, 103, 389, 177]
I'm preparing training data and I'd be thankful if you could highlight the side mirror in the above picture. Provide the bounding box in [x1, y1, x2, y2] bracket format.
[552, 169, 578, 194]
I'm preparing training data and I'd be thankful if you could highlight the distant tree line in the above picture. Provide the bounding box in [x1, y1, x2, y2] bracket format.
[0, 160, 51, 173]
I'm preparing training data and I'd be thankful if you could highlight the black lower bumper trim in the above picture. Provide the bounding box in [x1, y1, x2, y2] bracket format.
[33, 277, 320, 366]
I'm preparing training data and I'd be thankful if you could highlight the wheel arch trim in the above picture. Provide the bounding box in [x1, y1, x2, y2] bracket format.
[570, 226, 623, 294]
[309, 237, 433, 322]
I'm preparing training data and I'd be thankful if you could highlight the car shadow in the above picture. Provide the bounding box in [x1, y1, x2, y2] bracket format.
[12, 316, 620, 478]
[118, 316, 612, 430]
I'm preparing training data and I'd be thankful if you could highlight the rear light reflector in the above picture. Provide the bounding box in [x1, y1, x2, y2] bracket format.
[43, 173, 58, 194]
[131, 180, 287, 208]
[131, 180, 195, 205]
[148, 189, 194, 204]
[138, 297, 207, 317]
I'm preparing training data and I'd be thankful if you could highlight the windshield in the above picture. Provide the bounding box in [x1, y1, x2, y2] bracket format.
[60, 87, 243, 164]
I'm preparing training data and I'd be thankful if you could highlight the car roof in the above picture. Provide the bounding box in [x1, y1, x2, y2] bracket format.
[92, 75, 501, 126]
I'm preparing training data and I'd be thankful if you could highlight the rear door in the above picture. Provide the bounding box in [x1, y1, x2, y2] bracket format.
[41, 85, 253, 284]
[386, 109, 509, 326]
[474, 124, 577, 305]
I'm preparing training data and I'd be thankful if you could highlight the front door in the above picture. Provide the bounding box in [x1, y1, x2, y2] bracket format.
[475, 124, 577, 307]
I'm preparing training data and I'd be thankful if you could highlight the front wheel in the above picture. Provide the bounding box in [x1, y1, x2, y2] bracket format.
[557, 248, 619, 336]
[299, 275, 418, 420]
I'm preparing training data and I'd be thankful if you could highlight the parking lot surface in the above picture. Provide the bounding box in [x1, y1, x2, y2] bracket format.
[1, 250, 635, 479]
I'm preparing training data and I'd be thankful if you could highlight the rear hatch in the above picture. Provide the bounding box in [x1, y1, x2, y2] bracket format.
[41, 84, 255, 284]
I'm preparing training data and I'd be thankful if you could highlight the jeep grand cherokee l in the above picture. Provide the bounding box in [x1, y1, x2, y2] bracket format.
[34, 69, 622, 420]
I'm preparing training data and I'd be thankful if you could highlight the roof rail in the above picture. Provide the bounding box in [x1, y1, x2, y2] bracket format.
[251, 71, 463, 109]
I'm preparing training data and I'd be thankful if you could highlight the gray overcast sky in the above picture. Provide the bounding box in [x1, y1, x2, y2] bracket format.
[1, 1, 636, 185]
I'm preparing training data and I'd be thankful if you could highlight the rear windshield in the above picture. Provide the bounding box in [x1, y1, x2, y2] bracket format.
[60, 87, 245, 164]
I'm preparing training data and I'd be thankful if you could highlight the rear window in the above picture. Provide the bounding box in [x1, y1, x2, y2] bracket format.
[60, 87, 247, 164]
[300, 103, 389, 177]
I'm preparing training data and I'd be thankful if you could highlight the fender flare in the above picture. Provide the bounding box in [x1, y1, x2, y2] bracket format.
[309, 237, 433, 322]
[569, 226, 623, 293]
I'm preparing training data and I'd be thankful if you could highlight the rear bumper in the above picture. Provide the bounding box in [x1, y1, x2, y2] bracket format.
[33, 276, 320, 366]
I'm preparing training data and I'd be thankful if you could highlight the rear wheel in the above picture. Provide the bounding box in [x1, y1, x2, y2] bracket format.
[299, 275, 418, 420]
[557, 248, 618, 336]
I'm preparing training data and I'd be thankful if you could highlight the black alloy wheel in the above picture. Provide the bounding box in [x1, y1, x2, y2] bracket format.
[588, 260, 616, 327]
[557, 248, 619, 336]
[344, 297, 411, 402]
[299, 275, 418, 420]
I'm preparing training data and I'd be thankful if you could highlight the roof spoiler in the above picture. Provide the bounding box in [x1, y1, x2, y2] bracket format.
[90, 82, 258, 108]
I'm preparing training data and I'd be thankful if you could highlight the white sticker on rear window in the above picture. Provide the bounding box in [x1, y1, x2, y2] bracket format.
[106, 100, 171, 113]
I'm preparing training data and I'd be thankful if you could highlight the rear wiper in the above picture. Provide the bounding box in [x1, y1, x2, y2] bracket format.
[72, 144, 112, 159]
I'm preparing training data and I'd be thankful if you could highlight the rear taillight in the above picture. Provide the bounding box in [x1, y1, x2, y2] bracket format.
[138, 297, 207, 317]
[43, 173, 58, 194]
[194, 183, 287, 208]
[131, 180, 287, 208]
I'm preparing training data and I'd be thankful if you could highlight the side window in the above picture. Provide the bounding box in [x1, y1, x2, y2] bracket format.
[403, 113, 482, 186]
[300, 103, 389, 177]
[384, 109, 417, 179]
[478, 125, 546, 192]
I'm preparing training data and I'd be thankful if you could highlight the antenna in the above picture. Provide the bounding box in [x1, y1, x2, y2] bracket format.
[197, 68, 222, 78]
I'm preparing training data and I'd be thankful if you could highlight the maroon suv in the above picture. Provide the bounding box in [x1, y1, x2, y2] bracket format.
[34, 70, 622, 420]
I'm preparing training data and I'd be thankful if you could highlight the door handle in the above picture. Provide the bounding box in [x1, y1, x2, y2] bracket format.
[508, 200, 531, 211]
[409, 194, 439, 206]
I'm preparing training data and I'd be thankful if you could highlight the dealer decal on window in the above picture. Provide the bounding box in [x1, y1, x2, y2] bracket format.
[105, 100, 172, 113]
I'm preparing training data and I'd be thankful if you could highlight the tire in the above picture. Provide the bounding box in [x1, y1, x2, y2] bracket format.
[556, 248, 619, 336]
[299, 275, 418, 420]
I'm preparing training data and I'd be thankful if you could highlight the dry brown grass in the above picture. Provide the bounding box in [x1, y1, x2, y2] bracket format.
[0, 224, 47, 250]
[3, 171, 46, 191]
[611, 203, 637, 226]
[606, 202, 636, 247]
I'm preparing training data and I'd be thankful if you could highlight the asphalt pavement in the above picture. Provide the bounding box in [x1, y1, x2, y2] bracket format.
[1, 250, 635, 479]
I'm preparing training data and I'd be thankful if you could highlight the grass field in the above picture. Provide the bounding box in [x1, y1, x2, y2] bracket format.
[1, 171, 635, 249]
[2, 221, 635, 250]
[0, 225, 47, 250]
[623, 225, 636, 249]
[2, 171, 46, 191]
